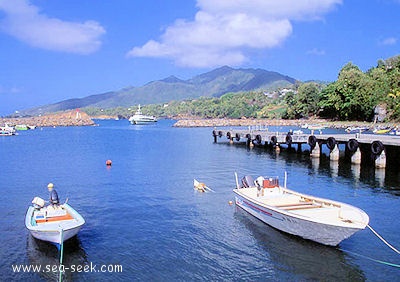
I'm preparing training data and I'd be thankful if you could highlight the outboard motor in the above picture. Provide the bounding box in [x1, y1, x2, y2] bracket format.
[241, 175, 254, 188]
[32, 197, 45, 210]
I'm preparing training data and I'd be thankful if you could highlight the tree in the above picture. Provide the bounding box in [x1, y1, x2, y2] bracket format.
[318, 62, 373, 120]
[295, 82, 320, 117]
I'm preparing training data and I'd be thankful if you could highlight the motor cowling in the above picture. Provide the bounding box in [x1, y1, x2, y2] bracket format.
[32, 197, 45, 209]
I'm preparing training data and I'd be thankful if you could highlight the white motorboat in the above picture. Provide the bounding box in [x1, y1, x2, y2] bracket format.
[345, 126, 369, 133]
[129, 105, 157, 125]
[0, 124, 16, 136]
[25, 197, 85, 245]
[233, 173, 369, 246]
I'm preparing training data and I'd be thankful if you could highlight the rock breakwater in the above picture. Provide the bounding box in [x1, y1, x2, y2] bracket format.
[1, 110, 95, 127]
[173, 118, 375, 129]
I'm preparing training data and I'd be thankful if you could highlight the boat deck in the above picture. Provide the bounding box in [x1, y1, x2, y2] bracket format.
[32, 205, 75, 226]
[237, 187, 347, 223]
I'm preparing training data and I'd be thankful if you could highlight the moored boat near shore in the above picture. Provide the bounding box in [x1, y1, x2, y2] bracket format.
[233, 173, 369, 246]
[0, 124, 16, 136]
[345, 126, 369, 133]
[15, 124, 28, 130]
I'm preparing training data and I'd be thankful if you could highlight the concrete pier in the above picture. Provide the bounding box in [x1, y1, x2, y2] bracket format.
[330, 144, 340, 161]
[351, 148, 362, 164]
[212, 127, 400, 169]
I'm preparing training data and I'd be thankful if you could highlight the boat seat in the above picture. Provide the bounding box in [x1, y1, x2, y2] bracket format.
[283, 204, 322, 211]
[275, 201, 313, 208]
[36, 213, 74, 224]
[263, 194, 303, 206]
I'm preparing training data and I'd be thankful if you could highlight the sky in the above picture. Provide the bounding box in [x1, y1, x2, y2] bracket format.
[0, 0, 399, 115]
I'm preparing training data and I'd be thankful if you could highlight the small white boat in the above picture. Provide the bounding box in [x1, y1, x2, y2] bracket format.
[345, 126, 369, 133]
[233, 173, 369, 246]
[373, 127, 392, 134]
[15, 124, 29, 130]
[194, 179, 212, 192]
[129, 105, 157, 125]
[0, 123, 16, 136]
[25, 197, 85, 245]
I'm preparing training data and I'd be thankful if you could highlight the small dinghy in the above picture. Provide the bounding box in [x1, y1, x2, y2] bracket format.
[25, 197, 85, 245]
[194, 179, 213, 192]
[234, 173, 369, 246]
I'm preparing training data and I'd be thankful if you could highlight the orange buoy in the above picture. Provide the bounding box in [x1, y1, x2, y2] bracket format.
[228, 200, 233, 205]
[106, 159, 112, 166]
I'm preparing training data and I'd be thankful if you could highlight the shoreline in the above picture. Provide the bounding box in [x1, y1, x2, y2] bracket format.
[2, 112, 394, 130]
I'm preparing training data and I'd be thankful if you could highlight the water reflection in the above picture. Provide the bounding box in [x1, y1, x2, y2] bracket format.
[234, 208, 365, 281]
[351, 164, 361, 184]
[26, 235, 88, 281]
[374, 168, 385, 187]
[217, 142, 400, 197]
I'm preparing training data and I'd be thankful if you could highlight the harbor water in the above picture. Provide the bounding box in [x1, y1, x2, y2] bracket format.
[1, 120, 399, 281]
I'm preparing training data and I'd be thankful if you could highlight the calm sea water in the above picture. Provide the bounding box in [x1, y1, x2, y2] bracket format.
[1, 120, 399, 281]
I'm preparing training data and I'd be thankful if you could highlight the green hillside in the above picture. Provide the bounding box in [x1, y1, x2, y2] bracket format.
[19, 66, 296, 116]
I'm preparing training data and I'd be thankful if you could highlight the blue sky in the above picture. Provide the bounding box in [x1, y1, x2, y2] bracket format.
[0, 0, 399, 115]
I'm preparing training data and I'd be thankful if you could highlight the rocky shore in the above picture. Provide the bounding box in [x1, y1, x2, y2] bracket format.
[173, 118, 376, 129]
[1, 110, 95, 127]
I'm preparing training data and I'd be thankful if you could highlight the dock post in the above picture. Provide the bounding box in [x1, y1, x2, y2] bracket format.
[330, 144, 340, 161]
[375, 150, 386, 169]
[310, 143, 320, 158]
[351, 148, 361, 164]
[297, 143, 302, 153]
[213, 128, 217, 143]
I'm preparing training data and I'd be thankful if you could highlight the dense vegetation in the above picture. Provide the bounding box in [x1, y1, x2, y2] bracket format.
[85, 55, 400, 122]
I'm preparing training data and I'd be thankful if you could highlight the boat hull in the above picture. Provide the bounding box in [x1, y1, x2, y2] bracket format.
[25, 203, 85, 245]
[129, 119, 157, 125]
[128, 105, 157, 125]
[29, 225, 82, 244]
[234, 192, 364, 246]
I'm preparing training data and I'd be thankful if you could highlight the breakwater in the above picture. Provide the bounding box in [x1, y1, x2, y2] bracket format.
[173, 118, 375, 129]
[1, 110, 94, 127]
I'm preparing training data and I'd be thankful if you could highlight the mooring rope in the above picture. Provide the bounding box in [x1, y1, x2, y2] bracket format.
[341, 248, 400, 268]
[59, 227, 64, 282]
[339, 223, 400, 268]
[367, 224, 400, 255]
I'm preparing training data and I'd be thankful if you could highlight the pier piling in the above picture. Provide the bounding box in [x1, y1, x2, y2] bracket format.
[213, 126, 400, 169]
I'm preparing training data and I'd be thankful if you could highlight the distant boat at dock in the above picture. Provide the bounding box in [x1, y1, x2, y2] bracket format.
[0, 124, 16, 136]
[345, 126, 369, 133]
[373, 127, 392, 134]
[15, 124, 29, 130]
[234, 173, 369, 246]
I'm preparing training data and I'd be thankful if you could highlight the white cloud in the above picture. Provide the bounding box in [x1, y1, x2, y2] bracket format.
[127, 0, 341, 67]
[380, 37, 397, 46]
[0, 0, 105, 54]
[0, 85, 22, 95]
[307, 48, 326, 56]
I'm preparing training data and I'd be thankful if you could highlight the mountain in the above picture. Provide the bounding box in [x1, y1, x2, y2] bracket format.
[21, 66, 297, 115]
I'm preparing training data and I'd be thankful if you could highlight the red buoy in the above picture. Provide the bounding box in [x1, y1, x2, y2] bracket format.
[106, 159, 112, 166]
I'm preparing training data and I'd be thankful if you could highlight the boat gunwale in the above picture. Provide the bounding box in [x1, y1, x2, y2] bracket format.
[25, 203, 85, 232]
[233, 186, 369, 229]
